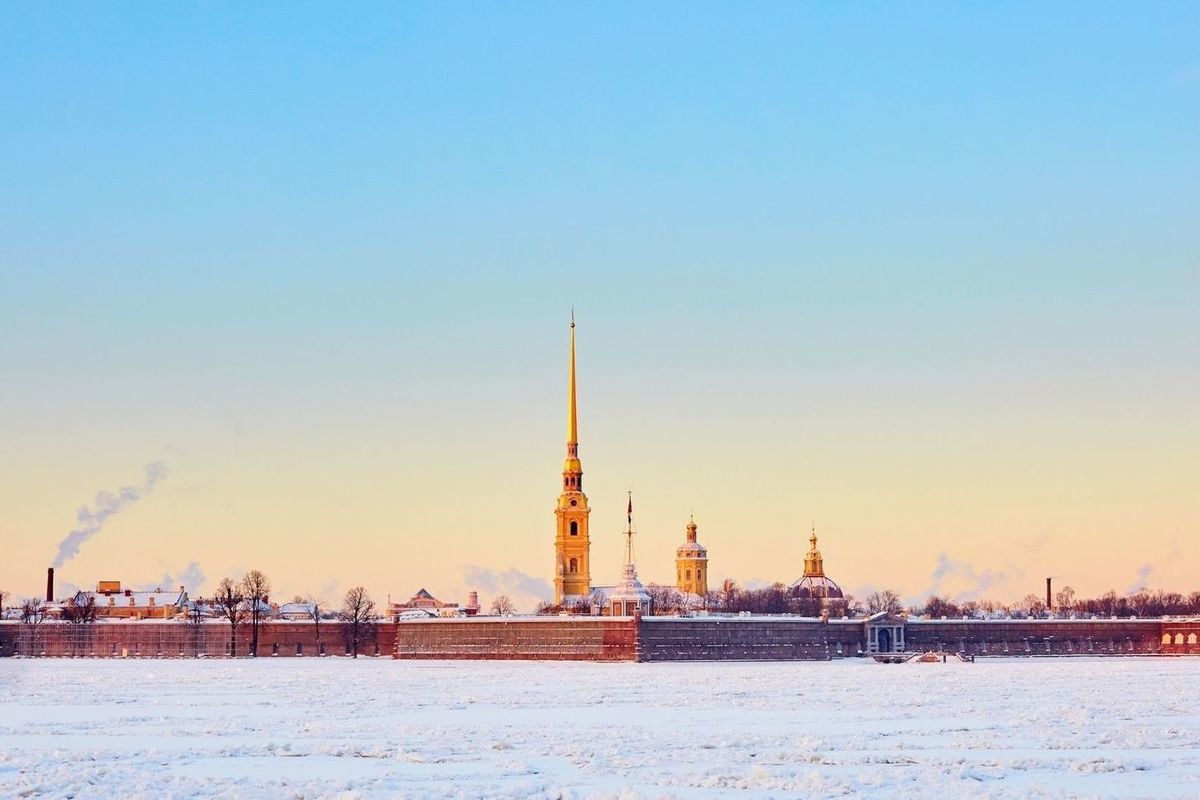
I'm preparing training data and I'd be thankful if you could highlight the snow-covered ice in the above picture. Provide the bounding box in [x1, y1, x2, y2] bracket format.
[1, 657, 1198, 799]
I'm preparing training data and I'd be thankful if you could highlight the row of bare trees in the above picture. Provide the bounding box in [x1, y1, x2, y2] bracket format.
[529, 581, 887, 617]
[921, 587, 1200, 620]
[2, 573, 382, 658]
[203, 571, 380, 658]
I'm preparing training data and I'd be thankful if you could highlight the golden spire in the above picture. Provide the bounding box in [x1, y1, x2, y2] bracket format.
[567, 309, 577, 448]
[562, 311, 582, 484]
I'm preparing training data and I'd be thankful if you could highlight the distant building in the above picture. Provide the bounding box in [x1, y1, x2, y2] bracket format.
[675, 515, 708, 597]
[390, 588, 469, 620]
[79, 581, 189, 620]
[789, 527, 845, 613]
[278, 602, 318, 620]
[605, 493, 652, 617]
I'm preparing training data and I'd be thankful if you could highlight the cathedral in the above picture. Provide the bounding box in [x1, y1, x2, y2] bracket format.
[552, 315, 709, 609]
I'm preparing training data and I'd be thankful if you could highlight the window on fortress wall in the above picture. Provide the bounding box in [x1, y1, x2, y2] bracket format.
[1163, 633, 1173, 644]
[570, 521, 578, 536]
[1190, 633, 1198, 645]
[296, 643, 303, 655]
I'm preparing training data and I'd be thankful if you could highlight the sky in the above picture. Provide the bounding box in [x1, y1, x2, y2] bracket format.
[1, 3, 1197, 612]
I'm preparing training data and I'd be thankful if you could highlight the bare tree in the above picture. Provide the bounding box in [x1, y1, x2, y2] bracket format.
[1054, 585, 1077, 614]
[866, 590, 903, 615]
[923, 595, 961, 619]
[720, 578, 739, 612]
[305, 594, 325, 654]
[240, 570, 271, 658]
[20, 598, 47, 656]
[20, 598, 46, 625]
[569, 597, 593, 615]
[340, 586, 378, 658]
[647, 585, 689, 615]
[182, 598, 205, 657]
[0, 587, 6, 613]
[213, 578, 245, 657]
[490, 594, 515, 615]
[62, 593, 98, 624]
[1021, 593, 1046, 618]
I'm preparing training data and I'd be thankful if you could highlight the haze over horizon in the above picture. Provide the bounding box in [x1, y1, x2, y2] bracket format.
[2, 4, 1197, 610]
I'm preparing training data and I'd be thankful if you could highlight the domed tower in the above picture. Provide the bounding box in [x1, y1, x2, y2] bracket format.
[790, 525, 844, 601]
[554, 312, 591, 604]
[675, 515, 708, 596]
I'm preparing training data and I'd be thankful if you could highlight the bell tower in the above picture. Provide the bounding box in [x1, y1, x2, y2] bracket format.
[675, 515, 709, 596]
[554, 312, 591, 604]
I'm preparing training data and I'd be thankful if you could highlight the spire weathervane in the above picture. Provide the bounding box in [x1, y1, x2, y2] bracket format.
[624, 490, 635, 566]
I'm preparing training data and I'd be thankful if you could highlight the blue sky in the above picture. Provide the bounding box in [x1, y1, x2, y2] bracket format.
[1, 4, 1197, 604]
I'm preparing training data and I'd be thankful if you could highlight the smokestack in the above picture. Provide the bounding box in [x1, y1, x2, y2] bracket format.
[46, 567, 55, 603]
[1046, 577, 1052, 613]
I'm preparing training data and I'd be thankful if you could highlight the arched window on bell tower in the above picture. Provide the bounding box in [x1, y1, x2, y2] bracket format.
[570, 521, 578, 536]
[569, 557, 578, 573]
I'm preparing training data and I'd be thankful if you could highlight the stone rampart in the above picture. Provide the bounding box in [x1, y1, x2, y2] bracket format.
[393, 617, 636, 661]
[903, 619, 1163, 656]
[0, 620, 394, 658]
[639, 617, 859, 661]
[6, 616, 1199, 660]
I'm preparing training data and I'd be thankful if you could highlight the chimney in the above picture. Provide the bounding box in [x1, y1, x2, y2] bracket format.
[467, 591, 479, 609]
[1046, 577, 1052, 613]
[46, 567, 54, 603]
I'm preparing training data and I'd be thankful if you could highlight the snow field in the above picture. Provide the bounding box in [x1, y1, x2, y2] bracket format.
[1, 657, 1198, 799]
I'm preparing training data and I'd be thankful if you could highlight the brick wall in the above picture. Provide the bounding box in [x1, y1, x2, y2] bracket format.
[639, 618, 858, 661]
[5, 617, 1198, 660]
[903, 620, 1164, 656]
[0, 621, 394, 658]
[393, 618, 636, 660]
[1160, 621, 1200, 655]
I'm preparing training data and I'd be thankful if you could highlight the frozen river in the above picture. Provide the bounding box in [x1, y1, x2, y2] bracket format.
[1, 657, 1197, 799]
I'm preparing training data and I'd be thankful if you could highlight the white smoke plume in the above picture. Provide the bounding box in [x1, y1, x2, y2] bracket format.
[153, 561, 206, 594]
[920, 552, 1012, 604]
[462, 565, 553, 613]
[1127, 563, 1156, 594]
[52, 461, 169, 569]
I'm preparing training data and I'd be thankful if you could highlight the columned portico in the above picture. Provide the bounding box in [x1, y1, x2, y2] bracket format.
[864, 612, 906, 654]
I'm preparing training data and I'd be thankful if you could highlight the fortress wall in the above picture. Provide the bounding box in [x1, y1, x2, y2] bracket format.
[1159, 620, 1200, 655]
[639, 618, 856, 661]
[6, 617, 1198, 659]
[393, 618, 637, 661]
[0, 623, 16, 657]
[0, 621, 393, 658]
[903, 620, 1164, 656]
